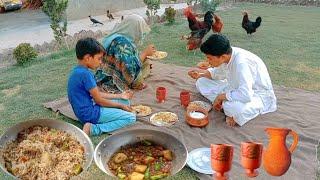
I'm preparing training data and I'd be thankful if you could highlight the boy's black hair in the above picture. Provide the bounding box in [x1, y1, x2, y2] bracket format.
[75, 37, 105, 59]
[200, 34, 232, 56]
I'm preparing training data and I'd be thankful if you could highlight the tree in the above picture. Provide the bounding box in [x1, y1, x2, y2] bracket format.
[42, 0, 68, 47]
[144, 0, 161, 18]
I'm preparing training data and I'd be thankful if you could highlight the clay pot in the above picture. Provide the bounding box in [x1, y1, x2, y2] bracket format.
[180, 91, 190, 108]
[240, 142, 263, 178]
[185, 107, 208, 127]
[156, 87, 166, 103]
[262, 127, 299, 176]
[211, 144, 233, 179]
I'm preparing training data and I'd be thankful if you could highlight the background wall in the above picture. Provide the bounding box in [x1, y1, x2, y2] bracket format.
[66, 0, 146, 20]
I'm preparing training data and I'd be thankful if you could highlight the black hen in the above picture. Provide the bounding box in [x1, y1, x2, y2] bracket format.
[241, 11, 262, 34]
[89, 16, 103, 25]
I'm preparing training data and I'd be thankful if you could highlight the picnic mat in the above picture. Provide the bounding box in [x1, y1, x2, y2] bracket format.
[44, 61, 320, 180]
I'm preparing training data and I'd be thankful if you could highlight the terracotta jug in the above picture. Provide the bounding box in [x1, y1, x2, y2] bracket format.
[262, 127, 299, 176]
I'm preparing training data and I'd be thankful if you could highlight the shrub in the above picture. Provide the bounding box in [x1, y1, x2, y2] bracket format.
[165, 6, 176, 24]
[13, 43, 38, 65]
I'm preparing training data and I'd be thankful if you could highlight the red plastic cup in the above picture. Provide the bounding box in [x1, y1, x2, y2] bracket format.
[180, 91, 190, 108]
[156, 87, 166, 103]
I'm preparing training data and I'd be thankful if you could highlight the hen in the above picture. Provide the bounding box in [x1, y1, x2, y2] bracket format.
[212, 14, 224, 33]
[183, 7, 214, 50]
[242, 11, 262, 34]
[186, 29, 210, 50]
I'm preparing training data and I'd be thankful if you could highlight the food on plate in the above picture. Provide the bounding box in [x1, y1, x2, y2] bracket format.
[147, 51, 168, 60]
[197, 61, 211, 69]
[132, 105, 152, 117]
[187, 101, 212, 112]
[150, 112, 178, 126]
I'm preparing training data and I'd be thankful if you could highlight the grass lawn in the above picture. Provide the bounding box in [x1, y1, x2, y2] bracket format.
[1, 2, 320, 179]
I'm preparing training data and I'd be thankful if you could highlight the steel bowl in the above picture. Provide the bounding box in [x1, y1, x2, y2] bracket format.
[0, 119, 94, 179]
[94, 128, 188, 177]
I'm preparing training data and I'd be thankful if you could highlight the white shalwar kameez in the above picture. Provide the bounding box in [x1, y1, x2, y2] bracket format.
[196, 47, 277, 126]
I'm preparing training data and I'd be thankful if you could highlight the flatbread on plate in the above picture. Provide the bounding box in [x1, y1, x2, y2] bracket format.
[147, 51, 168, 60]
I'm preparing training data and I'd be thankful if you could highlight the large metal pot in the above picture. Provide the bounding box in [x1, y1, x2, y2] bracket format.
[0, 119, 94, 179]
[94, 128, 188, 178]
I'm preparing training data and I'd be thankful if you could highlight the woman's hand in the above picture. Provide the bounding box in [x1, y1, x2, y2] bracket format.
[143, 44, 156, 56]
[121, 90, 134, 100]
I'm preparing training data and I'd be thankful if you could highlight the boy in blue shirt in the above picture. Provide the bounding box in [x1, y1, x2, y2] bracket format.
[67, 37, 136, 136]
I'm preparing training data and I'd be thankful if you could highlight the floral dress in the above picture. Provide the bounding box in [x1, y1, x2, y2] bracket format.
[95, 35, 149, 92]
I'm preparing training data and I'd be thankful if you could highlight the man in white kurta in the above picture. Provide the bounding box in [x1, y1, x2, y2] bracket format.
[189, 34, 277, 126]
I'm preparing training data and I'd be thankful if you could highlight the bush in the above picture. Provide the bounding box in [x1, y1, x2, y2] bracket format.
[13, 43, 38, 65]
[165, 6, 176, 24]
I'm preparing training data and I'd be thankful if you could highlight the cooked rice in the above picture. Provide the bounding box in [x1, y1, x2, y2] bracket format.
[152, 112, 178, 123]
[1, 126, 85, 180]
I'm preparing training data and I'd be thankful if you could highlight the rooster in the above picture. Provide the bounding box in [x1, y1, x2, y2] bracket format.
[184, 6, 214, 32]
[212, 14, 224, 33]
[242, 11, 262, 34]
[183, 7, 214, 50]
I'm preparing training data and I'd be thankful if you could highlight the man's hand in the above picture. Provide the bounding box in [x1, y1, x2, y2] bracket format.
[188, 70, 201, 79]
[213, 94, 227, 111]
[121, 90, 134, 100]
[121, 105, 133, 112]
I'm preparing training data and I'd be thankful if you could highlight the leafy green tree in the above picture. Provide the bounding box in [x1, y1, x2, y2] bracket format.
[42, 0, 68, 47]
[144, 0, 161, 17]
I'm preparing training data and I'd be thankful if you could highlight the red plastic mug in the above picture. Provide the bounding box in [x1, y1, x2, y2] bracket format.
[156, 87, 166, 103]
[180, 91, 190, 108]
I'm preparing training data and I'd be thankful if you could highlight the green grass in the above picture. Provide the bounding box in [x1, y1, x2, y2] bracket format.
[1, 2, 320, 179]
[144, 3, 320, 91]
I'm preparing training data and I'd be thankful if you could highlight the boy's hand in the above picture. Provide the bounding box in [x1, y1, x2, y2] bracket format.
[121, 105, 133, 112]
[121, 90, 134, 100]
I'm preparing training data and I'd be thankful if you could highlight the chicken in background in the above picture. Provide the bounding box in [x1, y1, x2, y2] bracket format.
[242, 11, 262, 35]
[212, 14, 224, 33]
[184, 6, 214, 32]
[107, 10, 114, 20]
[183, 6, 214, 50]
[186, 29, 210, 50]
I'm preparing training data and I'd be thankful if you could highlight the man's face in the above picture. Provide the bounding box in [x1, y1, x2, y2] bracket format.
[86, 52, 104, 70]
[206, 54, 226, 67]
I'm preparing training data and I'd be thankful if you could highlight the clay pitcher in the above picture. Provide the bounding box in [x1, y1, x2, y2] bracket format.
[262, 127, 299, 176]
